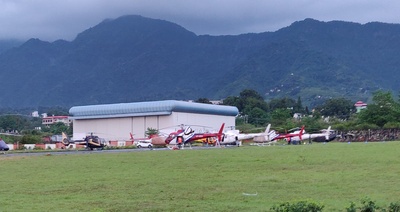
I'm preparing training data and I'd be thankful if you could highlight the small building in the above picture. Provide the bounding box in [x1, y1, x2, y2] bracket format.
[69, 100, 239, 142]
[354, 101, 367, 113]
[210, 100, 223, 105]
[31, 111, 39, 117]
[293, 113, 302, 120]
[42, 115, 71, 127]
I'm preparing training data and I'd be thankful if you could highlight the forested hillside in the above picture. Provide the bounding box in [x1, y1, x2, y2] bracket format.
[0, 15, 399, 108]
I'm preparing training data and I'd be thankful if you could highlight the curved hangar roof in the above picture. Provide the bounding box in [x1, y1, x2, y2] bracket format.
[69, 100, 239, 120]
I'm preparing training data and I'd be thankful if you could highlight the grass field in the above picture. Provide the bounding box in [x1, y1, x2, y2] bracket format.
[1, 141, 400, 211]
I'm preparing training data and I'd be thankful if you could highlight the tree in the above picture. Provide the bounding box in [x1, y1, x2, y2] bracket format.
[305, 106, 310, 115]
[145, 127, 159, 138]
[223, 89, 269, 126]
[242, 97, 269, 115]
[49, 122, 70, 134]
[247, 107, 269, 126]
[0, 115, 33, 132]
[270, 108, 292, 126]
[315, 97, 354, 119]
[358, 90, 400, 127]
[222, 96, 241, 109]
[20, 134, 42, 144]
[239, 89, 264, 101]
[268, 97, 296, 112]
[300, 116, 326, 133]
[39, 106, 69, 116]
[293, 96, 304, 114]
[195, 98, 212, 104]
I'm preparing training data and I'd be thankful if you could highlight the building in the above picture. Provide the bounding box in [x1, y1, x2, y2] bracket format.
[31, 111, 39, 117]
[68, 100, 239, 142]
[293, 113, 304, 121]
[354, 101, 367, 113]
[42, 115, 71, 127]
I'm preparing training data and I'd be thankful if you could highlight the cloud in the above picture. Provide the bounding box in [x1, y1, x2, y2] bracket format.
[0, 0, 400, 41]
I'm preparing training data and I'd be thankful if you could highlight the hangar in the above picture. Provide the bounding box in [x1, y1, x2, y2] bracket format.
[69, 100, 239, 142]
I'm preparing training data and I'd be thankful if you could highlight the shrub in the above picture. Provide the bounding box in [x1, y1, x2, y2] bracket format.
[354, 123, 380, 130]
[33, 146, 43, 150]
[271, 200, 324, 212]
[346, 201, 357, 212]
[346, 198, 400, 212]
[20, 135, 42, 144]
[383, 122, 400, 129]
[359, 197, 380, 212]
[388, 202, 400, 212]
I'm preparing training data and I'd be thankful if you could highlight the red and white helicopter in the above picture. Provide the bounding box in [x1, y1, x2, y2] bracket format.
[271, 126, 306, 144]
[164, 123, 225, 149]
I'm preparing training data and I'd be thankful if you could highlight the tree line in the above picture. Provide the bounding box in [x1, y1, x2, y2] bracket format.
[1, 90, 399, 142]
[0, 107, 71, 144]
[197, 89, 400, 133]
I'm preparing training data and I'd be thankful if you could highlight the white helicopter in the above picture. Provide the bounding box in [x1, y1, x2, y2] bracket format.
[287, 126, 336, 144]
[220, 124, 278, 146]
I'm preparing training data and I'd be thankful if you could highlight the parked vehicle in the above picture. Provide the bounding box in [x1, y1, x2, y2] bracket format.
[136, 140, 153, 149]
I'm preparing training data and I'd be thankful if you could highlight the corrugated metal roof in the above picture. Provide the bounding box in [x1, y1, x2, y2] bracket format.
[69, 100, 239, 119]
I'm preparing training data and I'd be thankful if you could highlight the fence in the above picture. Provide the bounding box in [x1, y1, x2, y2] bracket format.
[335, 129, 400, 142]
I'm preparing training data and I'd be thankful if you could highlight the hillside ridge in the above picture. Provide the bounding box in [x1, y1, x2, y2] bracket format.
[0, 15, 398, 108]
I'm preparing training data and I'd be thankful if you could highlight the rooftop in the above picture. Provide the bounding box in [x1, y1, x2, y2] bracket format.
[69, 100, 239, 120]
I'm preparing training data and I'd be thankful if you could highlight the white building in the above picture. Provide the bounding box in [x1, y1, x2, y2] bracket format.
[31, 111, 39, 117]
[69, 100, 238, 142]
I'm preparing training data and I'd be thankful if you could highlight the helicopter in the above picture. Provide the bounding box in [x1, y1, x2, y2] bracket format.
[164, 123, 225, 149]
[61, 132, 107, 150]
[0, 138, 10, 152]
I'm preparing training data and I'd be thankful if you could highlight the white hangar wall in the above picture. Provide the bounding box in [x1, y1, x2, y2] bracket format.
[69, 100, 238, 141]
[72, 117, 133, 141]
[160, 112, 235, 136]
[170, 112, 233, 128]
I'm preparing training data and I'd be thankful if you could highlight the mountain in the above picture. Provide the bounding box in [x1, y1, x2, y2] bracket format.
[0, 39, 24, 54]
[0, 15, 399, 108]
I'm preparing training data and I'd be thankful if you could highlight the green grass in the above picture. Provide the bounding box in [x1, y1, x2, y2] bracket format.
[1, 142, 400, 211]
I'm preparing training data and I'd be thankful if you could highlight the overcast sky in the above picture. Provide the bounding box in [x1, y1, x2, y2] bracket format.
[1, 0, 400, 42]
